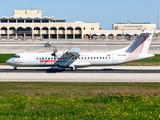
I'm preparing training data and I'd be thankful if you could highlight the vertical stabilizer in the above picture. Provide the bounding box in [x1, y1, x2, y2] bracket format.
[126, 29, 154, 54]
[124, 29, 154, 63]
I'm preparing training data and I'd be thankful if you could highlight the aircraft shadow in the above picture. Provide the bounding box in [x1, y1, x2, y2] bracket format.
[45, 68, 160, 73]
[45, 68, 113, 73]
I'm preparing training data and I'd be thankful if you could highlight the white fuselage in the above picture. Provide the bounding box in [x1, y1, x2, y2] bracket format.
[6, 50, 154, 68]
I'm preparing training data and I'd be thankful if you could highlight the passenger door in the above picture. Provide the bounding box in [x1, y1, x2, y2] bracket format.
[112, 53, 117, 64]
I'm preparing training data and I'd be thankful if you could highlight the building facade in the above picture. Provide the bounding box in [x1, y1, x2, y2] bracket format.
[0, 9, 157, 40]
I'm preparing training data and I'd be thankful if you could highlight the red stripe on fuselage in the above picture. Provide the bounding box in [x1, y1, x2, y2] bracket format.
[40, 60, 57, 63]
[14, 61, 23, 63]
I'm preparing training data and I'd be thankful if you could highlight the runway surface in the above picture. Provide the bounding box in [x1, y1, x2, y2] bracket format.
[1, 67, 160, 73]
[1, 66, 160, 82]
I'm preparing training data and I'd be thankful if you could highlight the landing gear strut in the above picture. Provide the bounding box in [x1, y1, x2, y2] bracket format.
[14, 66, 17, 70]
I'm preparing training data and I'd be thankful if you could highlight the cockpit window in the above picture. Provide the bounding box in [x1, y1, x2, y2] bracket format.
[13, 55, 20, 58]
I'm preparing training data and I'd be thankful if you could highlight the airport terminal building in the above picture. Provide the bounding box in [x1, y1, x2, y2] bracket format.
[0, 9, 157, 40]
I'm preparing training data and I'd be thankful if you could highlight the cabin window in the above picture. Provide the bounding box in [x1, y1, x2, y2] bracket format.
[88, 57, 90, 59]
[91, 57, 93, 59]
[63, 58, 65, 59]
[39, 58, 41, 60]
[81, 57, 83, 59]
[48, 57, 50, 60]
[106, 57, 107, 59]
[45, 57, 47, 60]
[103, 57, 104, 59]
[85, 57, 86, 59]
[51, 57, 53, 60]
[97, 57, 98, 59]
[36, 58, 38, 60]
[42, 57, 44, 60]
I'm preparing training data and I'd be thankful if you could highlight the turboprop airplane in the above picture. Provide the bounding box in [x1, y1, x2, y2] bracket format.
[6, 29, 154, 70]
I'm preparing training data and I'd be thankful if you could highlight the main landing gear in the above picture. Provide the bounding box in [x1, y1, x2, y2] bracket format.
[70, 65, 77, 71]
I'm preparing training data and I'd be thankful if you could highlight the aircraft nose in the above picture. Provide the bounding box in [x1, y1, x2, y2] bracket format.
[6, 60, 9, 65]
[6, 59, 11, 65]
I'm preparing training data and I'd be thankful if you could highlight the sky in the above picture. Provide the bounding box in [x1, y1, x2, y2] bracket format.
[0, 0, 158, 29]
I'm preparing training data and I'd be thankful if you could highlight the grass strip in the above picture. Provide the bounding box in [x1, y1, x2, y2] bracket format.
[0, 94, 160, 119]
[0, 54, 14, 63]
[0, 83, 160, 119]
[131, 54, 160, 62]
[0, 82, 160, 98]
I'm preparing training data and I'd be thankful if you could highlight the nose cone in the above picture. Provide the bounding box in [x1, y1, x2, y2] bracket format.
[6, 59, 9, 65]
[6, 59, 12, 65]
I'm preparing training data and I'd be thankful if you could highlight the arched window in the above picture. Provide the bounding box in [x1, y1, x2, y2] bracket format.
[91, 34, 98, 39]
[25, 27, 32, 32]
[108, 34, 114, 39]
[75, 27, 82, 39]
[100, 34, 106, 39]
[116, 34, 122, 39]
[17, 27, 25, 32]
[42, 27, 49, 39]
[50, 27, 57, 39]
[58, 27, 65, 39]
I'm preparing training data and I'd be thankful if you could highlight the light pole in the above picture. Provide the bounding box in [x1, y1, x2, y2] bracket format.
[158, 0, 160, 39]
[158, 0, 159, 30]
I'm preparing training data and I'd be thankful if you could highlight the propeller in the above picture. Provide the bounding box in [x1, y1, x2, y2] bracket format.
[66, 45, 73, 55]
[51, 44, 57, 60]
[68, 45, 73, 50]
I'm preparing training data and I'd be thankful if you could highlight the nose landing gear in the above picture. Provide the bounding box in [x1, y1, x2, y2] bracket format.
[14, 66, 17, 70]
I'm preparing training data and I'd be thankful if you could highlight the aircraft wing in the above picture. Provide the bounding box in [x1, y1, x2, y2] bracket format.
[67, 48, 80, 56]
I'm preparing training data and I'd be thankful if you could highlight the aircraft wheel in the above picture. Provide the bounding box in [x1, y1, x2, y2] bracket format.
[70, 66, 77, 71]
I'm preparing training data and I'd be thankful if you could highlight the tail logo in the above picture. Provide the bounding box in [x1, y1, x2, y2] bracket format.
[125, 33, 150, 62]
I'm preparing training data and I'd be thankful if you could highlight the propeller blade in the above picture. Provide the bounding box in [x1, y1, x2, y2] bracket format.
[68, 45, 73, 50]
[51, 44, 57, 60]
